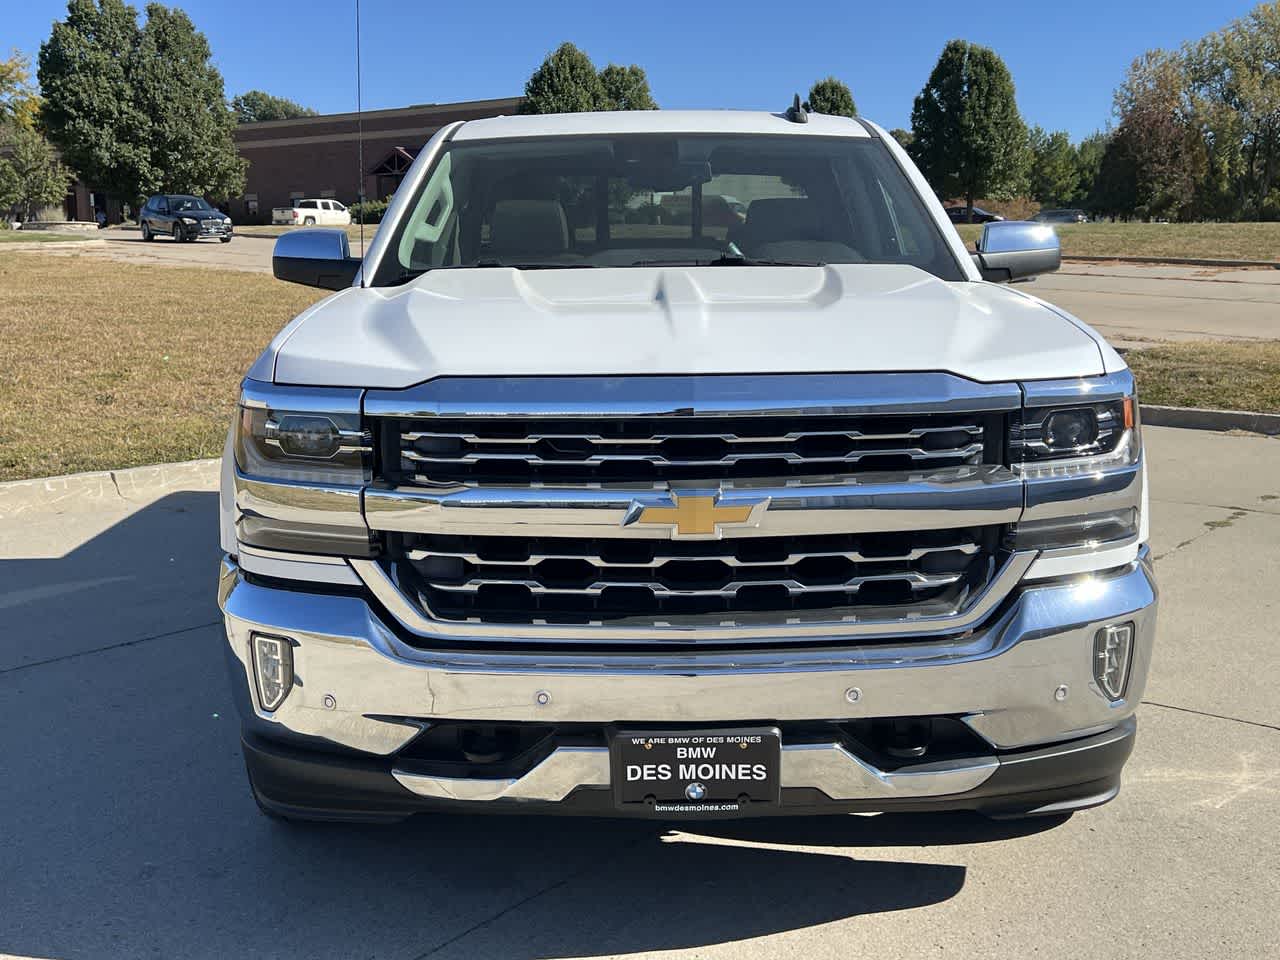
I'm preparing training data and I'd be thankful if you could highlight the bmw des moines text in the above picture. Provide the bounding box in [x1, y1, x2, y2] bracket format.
[218, 107, 1155, 823]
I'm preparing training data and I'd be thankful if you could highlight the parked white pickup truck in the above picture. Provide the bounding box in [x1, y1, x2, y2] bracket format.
[271, 198, 352, 226]
[220, 108, 1155, 825]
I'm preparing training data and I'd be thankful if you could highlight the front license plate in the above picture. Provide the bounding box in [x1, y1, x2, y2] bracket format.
[611, 728, 781, 813]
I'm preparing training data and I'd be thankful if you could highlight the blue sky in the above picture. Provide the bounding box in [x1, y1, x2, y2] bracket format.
[9, 0, 1261, 142]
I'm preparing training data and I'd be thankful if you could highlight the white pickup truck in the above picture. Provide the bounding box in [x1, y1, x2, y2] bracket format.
[220, 108, 1155, 825]
[270, 198, 352, 226]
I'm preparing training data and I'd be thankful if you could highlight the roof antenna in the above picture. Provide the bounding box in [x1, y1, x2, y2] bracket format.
[785, 93, 808, 124]
[355, 0, 365, 275]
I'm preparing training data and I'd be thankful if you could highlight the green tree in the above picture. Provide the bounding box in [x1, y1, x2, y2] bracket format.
[129, 4, 245, 199]
[520, 42, 606, 114]
[37, 1, 244, 206]
[37, 0, 153, 204]
[909, 39, 1030, 217]
[0, 123, 73, 219]
[888, 128, 914, 149]
[1072, 131, 1109, 208]
[230, 89, 318, 123]
[1028, 126, 1079, 204]
[1110, 50, 1199, 220]
[805, 76, 856, 117]
[599, 64, 657, 110]
[1184, 3, 1280, 220]
[0, 50, 41, 128]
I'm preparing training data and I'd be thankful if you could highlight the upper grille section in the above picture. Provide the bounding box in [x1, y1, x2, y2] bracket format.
[390, 413, 990, 485]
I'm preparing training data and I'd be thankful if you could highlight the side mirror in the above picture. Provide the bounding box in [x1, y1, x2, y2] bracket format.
[272, 229, 362, 290]
[971, 221, 1060, 283]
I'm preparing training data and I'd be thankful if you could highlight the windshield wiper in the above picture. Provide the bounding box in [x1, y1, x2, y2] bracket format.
[632, 255, 825, 268]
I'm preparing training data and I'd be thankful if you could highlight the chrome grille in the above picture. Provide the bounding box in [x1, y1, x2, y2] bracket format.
[391, 413, 990, 484]
[390, 528, 1002, 627]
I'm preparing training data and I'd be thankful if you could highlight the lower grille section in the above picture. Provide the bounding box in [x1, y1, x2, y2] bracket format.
[389, 527, 1004, 628]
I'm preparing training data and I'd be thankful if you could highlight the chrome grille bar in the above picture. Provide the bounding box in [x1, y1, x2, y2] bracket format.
[423, 571, 964, 597]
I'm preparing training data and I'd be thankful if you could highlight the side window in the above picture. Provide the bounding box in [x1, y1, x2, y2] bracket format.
[156, 197, 169, 214]
[333, 202, 346, 212]
[299, 200, 317, 210]
[320, 201, 332, 210]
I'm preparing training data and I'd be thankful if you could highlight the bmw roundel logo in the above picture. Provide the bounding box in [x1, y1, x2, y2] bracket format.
[684, 782, 707, 801]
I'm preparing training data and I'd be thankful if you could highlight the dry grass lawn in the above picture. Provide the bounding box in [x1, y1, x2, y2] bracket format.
[1126, 340, 1280, 414]
[0, 231, 93, 243]
[952, 221, 1280, 262]
[0, 252, 326, 481]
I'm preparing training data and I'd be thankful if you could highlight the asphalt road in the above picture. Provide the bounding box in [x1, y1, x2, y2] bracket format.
[39, 232, 1280, 346]
[2, 425, 1277, 959]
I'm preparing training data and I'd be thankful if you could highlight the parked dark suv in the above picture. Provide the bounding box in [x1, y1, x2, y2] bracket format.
[944, 205, 1005, 224]
[140, 194, 233, 243]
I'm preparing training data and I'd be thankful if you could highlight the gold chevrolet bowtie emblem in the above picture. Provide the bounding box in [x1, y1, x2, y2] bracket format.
[631, 492, 766, 539]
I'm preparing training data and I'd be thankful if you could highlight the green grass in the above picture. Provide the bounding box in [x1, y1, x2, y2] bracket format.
[236, 223, 377, 242]
[1127, 340, 1280, 413]
[952, 221, 1280, 262]
[0, 230, 95, 243]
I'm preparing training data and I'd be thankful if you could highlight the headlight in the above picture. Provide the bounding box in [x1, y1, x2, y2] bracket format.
[181, 216, 197, 224]
[232, 381, 375, 556]
[1012, 394, 1138, 478]
[235, 403, 370, 485]
[223, 217, 232, 224]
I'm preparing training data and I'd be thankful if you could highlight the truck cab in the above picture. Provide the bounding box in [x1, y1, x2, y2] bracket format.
[220, 109, 1154, 823]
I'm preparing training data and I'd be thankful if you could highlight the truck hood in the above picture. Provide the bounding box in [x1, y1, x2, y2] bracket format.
[266, 263, 1106, 388]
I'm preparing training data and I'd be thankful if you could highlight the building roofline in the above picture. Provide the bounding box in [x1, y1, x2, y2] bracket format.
[236, 96, 523, 132]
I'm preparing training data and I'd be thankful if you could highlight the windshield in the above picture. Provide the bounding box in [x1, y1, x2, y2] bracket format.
[168, 196, 211, 212]
[373, 134, 963, 284]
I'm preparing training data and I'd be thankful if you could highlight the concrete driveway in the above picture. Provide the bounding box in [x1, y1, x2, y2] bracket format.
[1, 425, 1277, 959]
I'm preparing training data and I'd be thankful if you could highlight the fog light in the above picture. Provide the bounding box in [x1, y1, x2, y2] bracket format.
[252, 633, 294, 711]
[1093, 622, 1134, 701]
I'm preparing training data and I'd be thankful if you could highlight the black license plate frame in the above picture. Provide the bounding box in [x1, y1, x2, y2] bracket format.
[610, 727, 781, 813]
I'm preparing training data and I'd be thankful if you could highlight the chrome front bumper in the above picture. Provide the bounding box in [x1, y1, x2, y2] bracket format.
[220, 550, 1156, 806]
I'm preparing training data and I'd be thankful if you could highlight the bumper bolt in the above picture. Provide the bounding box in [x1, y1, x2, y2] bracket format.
[1054, 684, 1069, 702]
[845, 687, 862, 704]
[535, 690, 552, 706]
[323, 694, 337, 710]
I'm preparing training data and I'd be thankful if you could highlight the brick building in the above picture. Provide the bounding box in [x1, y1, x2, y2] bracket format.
[229, 96, 522, 223]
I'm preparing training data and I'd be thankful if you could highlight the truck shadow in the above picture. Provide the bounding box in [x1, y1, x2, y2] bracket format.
[0, 490, 1062, 959]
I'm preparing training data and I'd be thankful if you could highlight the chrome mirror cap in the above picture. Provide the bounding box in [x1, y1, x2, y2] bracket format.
[972, 221, 1061, 283]
[272, 229, 360, 290]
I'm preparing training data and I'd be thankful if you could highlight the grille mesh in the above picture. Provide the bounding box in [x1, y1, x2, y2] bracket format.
[391, 413, 990, 484]
[391, 528, 1001, 627]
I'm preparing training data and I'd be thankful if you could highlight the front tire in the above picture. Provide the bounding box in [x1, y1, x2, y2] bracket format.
[172, 224, 184, 242]
[141, 222, 153, 241]
[220, 236, 232, 244]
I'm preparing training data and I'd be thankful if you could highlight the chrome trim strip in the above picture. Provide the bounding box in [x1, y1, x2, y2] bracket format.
[405, 540, 981, 567]
[240, 378, 363, 415]
[780, 745, 998, 799]
[393, 747, 610, 801]
[1020, 369, 1134, 406]
[233, 469, 366, 529]
[363, 466, 1023, 540]
[364, 373, 1022, 419]
[350, 550, 1036, 642]
[237, 545, 362, 586]
[389, 744, 998, 802]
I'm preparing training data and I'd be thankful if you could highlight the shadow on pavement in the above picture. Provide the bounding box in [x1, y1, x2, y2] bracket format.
[0, 491, 1061, 958]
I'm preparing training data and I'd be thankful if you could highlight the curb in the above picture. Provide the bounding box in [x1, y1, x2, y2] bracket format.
[1064, 254, 1280, 269]
[1142, 404, 1280, 436]
[0, 458, 219, 520]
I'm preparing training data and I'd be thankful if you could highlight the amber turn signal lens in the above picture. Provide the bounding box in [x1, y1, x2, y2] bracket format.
[1122, 397, 1135, 430]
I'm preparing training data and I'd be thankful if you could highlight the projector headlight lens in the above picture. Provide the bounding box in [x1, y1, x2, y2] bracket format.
[1043, 408, 1099, 451]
